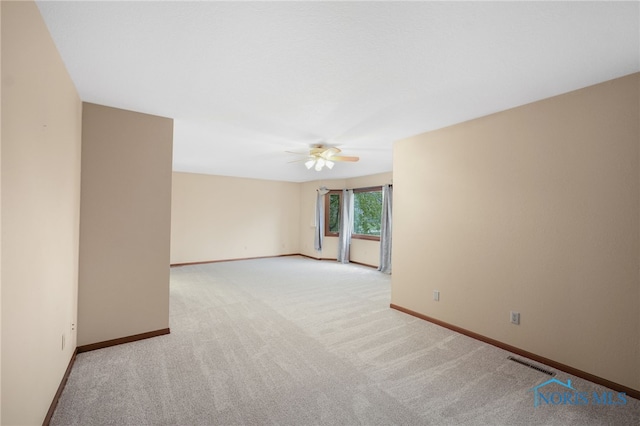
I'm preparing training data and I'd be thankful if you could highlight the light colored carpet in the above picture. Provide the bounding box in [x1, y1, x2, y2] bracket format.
[52, 256, 639, 425]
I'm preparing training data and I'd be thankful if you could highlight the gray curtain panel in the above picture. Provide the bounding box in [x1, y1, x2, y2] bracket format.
[337, 189, 354, 264]
[378, 185, 393, 274]
[314, 187, 330, 251]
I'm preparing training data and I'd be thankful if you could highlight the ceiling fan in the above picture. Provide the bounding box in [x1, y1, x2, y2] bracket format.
[288, 144, 359, 171]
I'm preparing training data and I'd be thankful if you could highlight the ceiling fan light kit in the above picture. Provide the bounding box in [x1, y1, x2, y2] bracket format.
[306, 158, 335, 171]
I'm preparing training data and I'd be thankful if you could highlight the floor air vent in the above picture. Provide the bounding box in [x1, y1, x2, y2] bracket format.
[507, 356, 555, 376]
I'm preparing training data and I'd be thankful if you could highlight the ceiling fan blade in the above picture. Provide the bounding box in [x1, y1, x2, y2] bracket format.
[325, 146, 341, 155]
[321, 147, 341, 159]
[287, 144, 358, 167]
[331, 155, 359, 162]
[310, 145, 340, 156]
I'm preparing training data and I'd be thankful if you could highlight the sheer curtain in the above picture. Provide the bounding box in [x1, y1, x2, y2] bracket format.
[314, 187, 330, 252]
[337, 189, 354, 264]
[378, 185, 393, 274]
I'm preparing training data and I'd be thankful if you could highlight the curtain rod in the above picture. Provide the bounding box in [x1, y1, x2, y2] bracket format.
[317, 184, 392, 192]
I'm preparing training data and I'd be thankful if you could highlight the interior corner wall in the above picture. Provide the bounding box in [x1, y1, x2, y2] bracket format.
[298, 179, 345, 260]
[1, 1, 82, 424]
[170, 172, 301, 264]
[79, 103, 173, 346]
[392, 73, 640, 391]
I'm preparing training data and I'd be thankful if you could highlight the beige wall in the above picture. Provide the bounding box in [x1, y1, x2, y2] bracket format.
[392, 73, 640, 391]
[79, 103, 173, 346]
[298, 172, 393, 267]
[171, 172, 301, 264]
[1, 2, 82, 424]
[172, 171, 391, 267]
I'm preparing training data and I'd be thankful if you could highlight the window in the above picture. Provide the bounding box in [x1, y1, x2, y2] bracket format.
[324, 190, 341, 236]
[325, 187, 383, 241]
[352, 187, 382, 241]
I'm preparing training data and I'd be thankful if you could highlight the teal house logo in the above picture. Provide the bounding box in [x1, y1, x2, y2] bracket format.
[529, 378, 627, 407]
[530, 378, 576, 407]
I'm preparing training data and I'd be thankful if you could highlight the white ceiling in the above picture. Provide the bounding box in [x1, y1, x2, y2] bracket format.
[36, 1, 639, 183]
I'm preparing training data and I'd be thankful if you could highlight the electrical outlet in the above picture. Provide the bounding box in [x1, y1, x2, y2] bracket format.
[433, 290, 440, 301]
[510, 311, 520, 325]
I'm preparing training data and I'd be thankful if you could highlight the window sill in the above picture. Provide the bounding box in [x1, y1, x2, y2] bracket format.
[351, 234, 380, 242]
